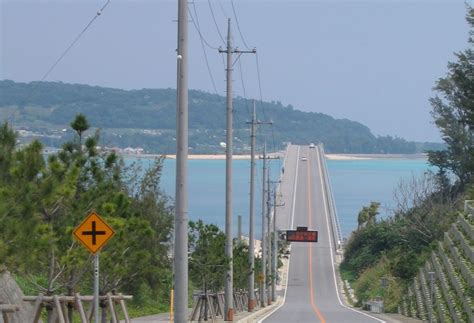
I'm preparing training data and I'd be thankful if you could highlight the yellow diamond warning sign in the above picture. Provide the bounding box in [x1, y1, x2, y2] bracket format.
[73, 211, 115, 254]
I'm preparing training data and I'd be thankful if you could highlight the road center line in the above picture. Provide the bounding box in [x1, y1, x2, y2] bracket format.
[307, 151, 326, 323]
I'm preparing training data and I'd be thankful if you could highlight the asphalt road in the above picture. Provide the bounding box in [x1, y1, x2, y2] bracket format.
[263, 145, 384, 323]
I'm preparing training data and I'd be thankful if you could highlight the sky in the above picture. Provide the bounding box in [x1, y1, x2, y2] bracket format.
[1, 0, 471, 142]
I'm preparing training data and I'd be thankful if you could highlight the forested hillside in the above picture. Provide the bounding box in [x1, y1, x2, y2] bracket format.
[0, 80, 441, 153]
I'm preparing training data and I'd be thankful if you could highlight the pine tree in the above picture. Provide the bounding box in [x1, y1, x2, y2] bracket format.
[428, 6, 474, 189]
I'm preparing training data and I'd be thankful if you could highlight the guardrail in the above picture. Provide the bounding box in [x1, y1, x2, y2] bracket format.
[318, 144, 343, 251]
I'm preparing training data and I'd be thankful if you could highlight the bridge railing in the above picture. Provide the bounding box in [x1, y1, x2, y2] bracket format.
[318, 144, 343, 252]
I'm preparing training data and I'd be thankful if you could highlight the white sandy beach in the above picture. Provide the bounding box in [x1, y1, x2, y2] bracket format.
[325, 153, 428, 160]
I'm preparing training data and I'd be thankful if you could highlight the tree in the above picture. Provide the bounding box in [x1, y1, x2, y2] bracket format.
[188, 220, 228, 292]
[0, 115, 174, 320]
[357, 202, 380, 229]
[232, 242, 252, 291]
[70, 113, 90, 145]
[0, 122, 16, 182]
[428, 6, 474, 189]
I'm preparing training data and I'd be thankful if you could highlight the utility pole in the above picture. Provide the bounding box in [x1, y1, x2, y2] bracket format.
[174, 0, 188, 321]
[218, 19, 255, 321]
[271, 184, 284, 302]
[260, 142, 267, 307]
[266, 166, 272, 305]
[247, 102, 257, 312]
[272, 188, 277, 302]
[246, 101, 271, 312]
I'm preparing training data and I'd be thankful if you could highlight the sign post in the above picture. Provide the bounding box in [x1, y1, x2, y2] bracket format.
[94, 253, 100, 323]
[73, 211, 115, 323]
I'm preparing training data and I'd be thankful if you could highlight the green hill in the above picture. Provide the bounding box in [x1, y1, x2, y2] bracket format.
[0, 80, 442, 154]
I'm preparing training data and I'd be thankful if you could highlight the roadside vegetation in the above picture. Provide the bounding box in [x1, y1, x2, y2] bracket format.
[0, 114, 175, 317]
[0, 115, 285, 318]
[340, 6, 474, 313]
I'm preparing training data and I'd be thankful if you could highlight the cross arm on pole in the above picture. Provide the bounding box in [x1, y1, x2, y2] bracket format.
[218, 47, 256, 54]
[247, 120, 273, 124]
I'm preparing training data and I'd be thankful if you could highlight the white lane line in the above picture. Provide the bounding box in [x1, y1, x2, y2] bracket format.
[316, 148, 386, 323]
[258, 146, 300, 323]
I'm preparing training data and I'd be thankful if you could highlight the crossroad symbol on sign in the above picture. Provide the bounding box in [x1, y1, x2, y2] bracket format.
[73, 211, 115, 254]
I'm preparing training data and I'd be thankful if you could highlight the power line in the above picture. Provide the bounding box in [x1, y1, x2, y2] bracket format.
[189, 2, 219, 94]
[217, 0, 229, 18]
[255, 52, 278, 156]
[7, 0, 111, 123]
[188, 3, 220, 50]
[208, 0, 226, 45]
[39, 0, 111, 82]
[237, 57, 251, 118]
[230, 0, 252, 50]
[255, 52, 266, 121]
[226, 0, 278, 157]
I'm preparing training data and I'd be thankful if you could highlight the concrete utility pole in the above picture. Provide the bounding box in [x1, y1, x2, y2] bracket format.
[223, 19, 234, 321]
[218, 19, 256, 321]
[271, 185, 284, 302]
[246, 101, 271, 312]
[266, 166, 272, 305]
[260, 142, 267, 307]
[247, 102, 257, 312]
[272, 188, 277, 302]
[174, 0, 188, 321]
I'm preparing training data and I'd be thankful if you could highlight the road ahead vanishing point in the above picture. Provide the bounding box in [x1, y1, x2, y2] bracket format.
[262, 145, 385, 323]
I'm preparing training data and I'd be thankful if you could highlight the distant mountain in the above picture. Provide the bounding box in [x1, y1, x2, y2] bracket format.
[0, 80, 443, 154]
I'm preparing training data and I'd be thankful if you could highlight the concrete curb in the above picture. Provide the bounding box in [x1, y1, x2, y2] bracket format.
[235, 296, 283, 323]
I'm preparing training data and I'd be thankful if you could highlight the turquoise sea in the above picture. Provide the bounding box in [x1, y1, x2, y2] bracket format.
[125, 157, 431, 239]
[327, 159, 432, 237]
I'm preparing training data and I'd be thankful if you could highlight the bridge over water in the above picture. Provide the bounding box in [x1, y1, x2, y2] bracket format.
[261, 144, 384, 323]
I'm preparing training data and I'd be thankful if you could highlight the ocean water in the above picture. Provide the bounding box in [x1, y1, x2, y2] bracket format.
[124, 157, 282, 238]
[327, 159, 432, 237]
[125, 157, 430, 239]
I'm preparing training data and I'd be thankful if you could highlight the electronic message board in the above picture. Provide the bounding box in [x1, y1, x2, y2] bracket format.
[286, 226, 318, 242]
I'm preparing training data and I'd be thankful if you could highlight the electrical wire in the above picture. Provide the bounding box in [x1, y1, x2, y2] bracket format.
[189, 2, 219, 94]
[217, 0, 229, 18]
[230, 0, 252, 50]
[237, 57, 251, 118]
[255, 52, 278, 159]
[255, 52, 267, 121]
[188, 3, 220, 50]
[39, 0, 111, 82]
[6, 0, 111, 123]
[208, 0, 226, 45]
